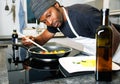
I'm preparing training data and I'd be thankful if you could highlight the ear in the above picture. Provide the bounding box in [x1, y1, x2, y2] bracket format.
[54, 2, 60, 8]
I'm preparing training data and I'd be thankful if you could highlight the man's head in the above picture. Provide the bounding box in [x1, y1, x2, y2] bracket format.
[30, 0, 57, 20]
[30, 0, 65, 28]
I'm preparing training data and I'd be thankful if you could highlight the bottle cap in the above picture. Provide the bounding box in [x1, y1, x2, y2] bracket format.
[101, 8, 109, 15]
[13, 30, 16, 32]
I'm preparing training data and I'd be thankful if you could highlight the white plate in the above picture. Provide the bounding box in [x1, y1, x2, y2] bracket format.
[59, 56, 120, 73]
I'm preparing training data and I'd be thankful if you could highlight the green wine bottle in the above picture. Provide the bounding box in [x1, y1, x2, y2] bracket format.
[95, 9, 113, 82]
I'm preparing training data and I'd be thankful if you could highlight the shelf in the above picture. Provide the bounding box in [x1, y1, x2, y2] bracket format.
[110, 10, 120, 16]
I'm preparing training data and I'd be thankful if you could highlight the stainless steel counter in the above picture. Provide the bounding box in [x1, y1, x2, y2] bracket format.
[0, 45, 9, 84]
[0, 35, 12, 41]
[0, 34, 64, 41]
[0, 35, 21, 41]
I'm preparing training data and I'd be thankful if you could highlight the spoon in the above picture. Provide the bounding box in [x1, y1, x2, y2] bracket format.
[18, 32, 48, 52]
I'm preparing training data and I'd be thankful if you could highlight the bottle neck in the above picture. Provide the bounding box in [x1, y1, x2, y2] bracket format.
[12, 30, 18, 35]
[101, 9, 109, 26]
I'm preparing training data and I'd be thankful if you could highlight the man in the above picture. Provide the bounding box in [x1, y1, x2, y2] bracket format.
[22, 0, 120, 61]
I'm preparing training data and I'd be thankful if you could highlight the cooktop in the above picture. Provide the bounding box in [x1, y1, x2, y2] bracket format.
[7, 57, 64, 84]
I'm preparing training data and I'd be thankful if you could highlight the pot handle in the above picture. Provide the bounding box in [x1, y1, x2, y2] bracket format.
[13, 43, 29, 50]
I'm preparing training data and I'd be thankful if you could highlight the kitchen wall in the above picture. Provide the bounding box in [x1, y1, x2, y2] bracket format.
[109, 0, 120, 24]
[0, 0, 21, 36]
[57, 0, 95, 6]
[0, 0, 95, 36]
[0, 0, 119, 36]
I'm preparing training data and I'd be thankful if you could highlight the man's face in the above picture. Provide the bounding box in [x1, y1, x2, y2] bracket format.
[40, 5, 64, 28]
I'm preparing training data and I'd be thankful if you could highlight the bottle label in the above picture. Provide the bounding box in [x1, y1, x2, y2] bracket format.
[12, 38, 18, 44]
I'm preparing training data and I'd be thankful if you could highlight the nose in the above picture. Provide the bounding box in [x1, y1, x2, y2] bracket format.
[45, 18, 52, 26]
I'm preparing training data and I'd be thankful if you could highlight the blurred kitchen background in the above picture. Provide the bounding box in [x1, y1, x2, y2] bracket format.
[0, 0, 120, 84]
[0, 0, 120, 36]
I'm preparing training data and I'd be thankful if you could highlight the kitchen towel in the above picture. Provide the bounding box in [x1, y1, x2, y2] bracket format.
[18, 0, 26, 33]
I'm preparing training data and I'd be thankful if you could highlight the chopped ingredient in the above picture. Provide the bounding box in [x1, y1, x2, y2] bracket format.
[39, 50, 65, 54]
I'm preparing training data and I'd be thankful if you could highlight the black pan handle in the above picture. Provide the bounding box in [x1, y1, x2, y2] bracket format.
[13, 43, 30, 50]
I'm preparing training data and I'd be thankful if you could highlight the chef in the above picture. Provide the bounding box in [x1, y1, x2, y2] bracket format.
[22, 0, 120, 63]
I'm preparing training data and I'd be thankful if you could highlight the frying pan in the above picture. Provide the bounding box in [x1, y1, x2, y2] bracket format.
[28, 43, 72, 59]
[15, 42, 72, 62]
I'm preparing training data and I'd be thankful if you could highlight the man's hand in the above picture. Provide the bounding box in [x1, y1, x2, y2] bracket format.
[22, 36, 35, 47]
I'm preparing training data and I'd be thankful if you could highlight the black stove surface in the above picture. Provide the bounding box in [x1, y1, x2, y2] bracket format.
[7, 57, 64, 84]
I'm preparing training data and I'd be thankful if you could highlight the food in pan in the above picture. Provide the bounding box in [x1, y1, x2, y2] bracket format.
[39, 50, 65, 54]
